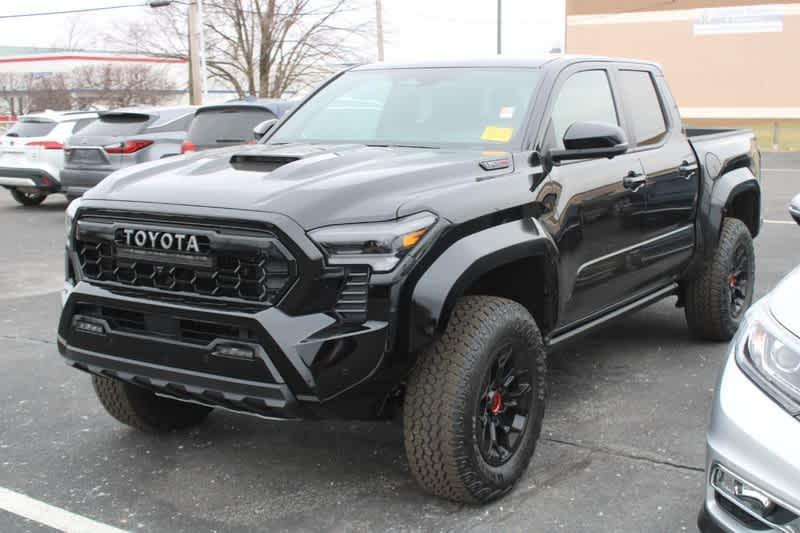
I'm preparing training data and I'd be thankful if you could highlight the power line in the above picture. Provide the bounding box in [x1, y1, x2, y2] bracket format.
[0, 3, 148, 20]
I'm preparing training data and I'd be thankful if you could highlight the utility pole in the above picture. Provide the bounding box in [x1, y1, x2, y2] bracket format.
[375, 0, 385, 61]
[149, 0, 206, 104]
[187, 0, 204, 104]
[496, 0, 502, 55]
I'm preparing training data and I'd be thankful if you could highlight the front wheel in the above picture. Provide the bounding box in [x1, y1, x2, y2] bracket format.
[684, 217, 755, 341]
[10, 189, 47, 206]
[403, 296, 547, 504]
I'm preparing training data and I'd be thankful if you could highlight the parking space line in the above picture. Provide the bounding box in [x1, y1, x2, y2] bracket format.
[764, 219, 796, 225]
[0, 486, 128, 533]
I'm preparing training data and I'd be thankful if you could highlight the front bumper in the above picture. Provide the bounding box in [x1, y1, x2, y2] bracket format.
[700, 351, 800, 532]
[60, 168, 113, 197]
[0, 166, 60, 192]
[58, 281, 391, 420]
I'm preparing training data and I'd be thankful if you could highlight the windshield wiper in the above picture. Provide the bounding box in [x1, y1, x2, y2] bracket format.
[216, 138, 245, 143]
[366, 143, 440, 149]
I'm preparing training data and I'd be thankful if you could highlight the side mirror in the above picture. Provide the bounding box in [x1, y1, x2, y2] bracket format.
[550, 121, 629, 163]
[790, 193, 800, 225]
[253, 118, 278, 140]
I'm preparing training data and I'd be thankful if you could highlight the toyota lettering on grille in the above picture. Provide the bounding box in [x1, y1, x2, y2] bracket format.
[121, 229, 202, 253]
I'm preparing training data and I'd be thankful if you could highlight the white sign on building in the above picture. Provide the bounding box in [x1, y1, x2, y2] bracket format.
[694, 5, 784, 35]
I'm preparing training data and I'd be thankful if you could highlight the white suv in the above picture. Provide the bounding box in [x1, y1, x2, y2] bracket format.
[0, 110, 98, 206]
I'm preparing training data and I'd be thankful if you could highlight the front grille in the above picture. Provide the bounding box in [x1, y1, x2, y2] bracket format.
[75, 216, 296, 305]
[75, 304, 257, 346]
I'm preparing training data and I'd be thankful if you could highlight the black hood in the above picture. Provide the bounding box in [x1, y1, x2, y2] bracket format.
[85, 143, 512, 229]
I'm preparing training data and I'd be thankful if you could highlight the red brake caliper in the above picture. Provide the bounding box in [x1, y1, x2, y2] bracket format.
[489, 391, 503, 415]
[728, 273, 737, 288]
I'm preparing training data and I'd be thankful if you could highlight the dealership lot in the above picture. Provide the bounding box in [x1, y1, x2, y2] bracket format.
[1, 153, 798, 533]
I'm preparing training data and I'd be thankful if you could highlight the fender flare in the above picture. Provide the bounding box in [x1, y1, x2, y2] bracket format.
[699, 167, 760, 260]
[407, 218, 558, 353]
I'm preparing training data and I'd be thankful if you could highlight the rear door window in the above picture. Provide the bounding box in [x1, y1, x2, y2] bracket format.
[5, 120, 57, 138]
[617, 70, 668, 147]
[188, 108, 277, 146]
[78, 114, 151, 137]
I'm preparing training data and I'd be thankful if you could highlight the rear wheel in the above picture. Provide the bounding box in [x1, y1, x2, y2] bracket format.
[403, 296, 546, 504]
[10, 189, 47, 206]
[684, 217, 755, 341]
[92, 375, 213, 433]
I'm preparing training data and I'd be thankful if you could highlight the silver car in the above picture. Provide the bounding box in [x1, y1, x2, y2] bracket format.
[60, 106, 195, 198]
[700, 195, 800, 532]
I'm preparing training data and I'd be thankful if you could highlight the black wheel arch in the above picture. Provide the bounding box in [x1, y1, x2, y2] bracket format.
[407, 218, 559, 355]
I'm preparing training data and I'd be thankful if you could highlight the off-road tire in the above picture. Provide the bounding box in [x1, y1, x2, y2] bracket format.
[10, 189, 46, 206]
[684, 217, 755, 341]
[92, 375, 213, 433]
[403, 295, 547, 504]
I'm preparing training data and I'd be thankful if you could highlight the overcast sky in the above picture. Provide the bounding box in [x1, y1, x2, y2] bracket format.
[0, 0, 566, 60]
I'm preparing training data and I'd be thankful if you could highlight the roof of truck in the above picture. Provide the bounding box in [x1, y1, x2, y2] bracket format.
[354, 55, 662, 71]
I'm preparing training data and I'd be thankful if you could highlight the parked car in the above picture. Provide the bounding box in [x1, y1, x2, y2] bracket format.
[59, 56, 761, 504]
[698, 194, 800, 533]
[60, 106, 196, 199]
[181, 99, 294, 153]
[0, 110, 97, 206]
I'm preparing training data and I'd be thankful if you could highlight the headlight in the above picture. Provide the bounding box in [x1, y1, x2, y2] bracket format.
[736, 305, 800, 414]
[309, 212, 438, 273]
[65, 197, 82, 248]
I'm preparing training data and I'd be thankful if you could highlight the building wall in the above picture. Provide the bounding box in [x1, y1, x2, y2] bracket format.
[565, 1, 800, 149]
[567, 0, 798, 15]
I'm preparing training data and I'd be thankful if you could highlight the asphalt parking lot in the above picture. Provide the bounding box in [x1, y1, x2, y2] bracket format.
[1, 153, 799, 533]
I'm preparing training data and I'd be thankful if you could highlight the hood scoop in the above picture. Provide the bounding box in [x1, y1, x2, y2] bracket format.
[230, 153, 301, 172]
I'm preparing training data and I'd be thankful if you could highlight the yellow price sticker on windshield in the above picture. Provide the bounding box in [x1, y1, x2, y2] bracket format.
[481, 126, 513, 143]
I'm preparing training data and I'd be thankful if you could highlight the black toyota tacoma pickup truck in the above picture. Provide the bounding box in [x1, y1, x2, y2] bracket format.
[58, 56, 761, 504]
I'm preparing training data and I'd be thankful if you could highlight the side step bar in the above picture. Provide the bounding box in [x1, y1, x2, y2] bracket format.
[545, 283, 679, 349]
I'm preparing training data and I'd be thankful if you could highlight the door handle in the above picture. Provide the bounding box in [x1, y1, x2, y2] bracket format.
[678, 160, 698, 179]
[623, 170, 647, 190]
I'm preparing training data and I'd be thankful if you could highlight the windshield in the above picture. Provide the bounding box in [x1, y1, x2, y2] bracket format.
[188, 108, 276, 146]
[78, 114, 150, 137]
[269, 67, 541, 148]
[6, 120, 56, 138]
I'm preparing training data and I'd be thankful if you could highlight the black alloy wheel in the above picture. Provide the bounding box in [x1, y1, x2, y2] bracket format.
[476, 343, 534, 467]
[728, 243, 750, 319]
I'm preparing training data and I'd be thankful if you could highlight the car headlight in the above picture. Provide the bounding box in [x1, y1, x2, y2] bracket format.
[736, 304, 800, 414]
[65, 197, 82, 248]
[309, 212, 438, 273]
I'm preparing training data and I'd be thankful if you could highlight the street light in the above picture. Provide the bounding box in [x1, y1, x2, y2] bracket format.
[148, 0, 207, 105]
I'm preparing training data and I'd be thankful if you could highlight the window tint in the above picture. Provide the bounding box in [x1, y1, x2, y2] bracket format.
[618, 70, 667, 146]
[78, 114, 150, 137]
[5, 120, 56, 138]
[188, 108, 276, 146]
[548, 70, 618, 149]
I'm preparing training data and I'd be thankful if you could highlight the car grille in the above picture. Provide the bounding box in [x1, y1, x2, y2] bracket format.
[74, 215, 297, 305]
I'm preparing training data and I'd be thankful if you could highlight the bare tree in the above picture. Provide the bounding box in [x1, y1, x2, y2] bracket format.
[0, 73, 34, 115]
[112, 0, 369, 99]
[70, 64, 177, 108]
[27, 74, 72, 112]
